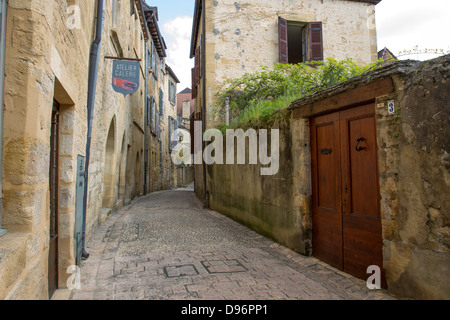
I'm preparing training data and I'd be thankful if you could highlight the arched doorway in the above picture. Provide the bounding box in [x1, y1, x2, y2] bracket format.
[102, 119, 115, 209]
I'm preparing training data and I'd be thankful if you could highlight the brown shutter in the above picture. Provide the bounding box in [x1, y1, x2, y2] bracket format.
[190, 115, 195, 155]
[309, 22, 323, 61]
[278, 17, 289, 64]
[195, 46, 200, 85]
[191, 68, 197, 99]
[199, 35, 203, 77]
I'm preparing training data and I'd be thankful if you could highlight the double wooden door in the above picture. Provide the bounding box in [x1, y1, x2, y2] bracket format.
[311, 104, 386, 287]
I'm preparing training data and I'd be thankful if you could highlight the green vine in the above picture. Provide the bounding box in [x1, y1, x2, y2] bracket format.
[214, 57, 387, 130]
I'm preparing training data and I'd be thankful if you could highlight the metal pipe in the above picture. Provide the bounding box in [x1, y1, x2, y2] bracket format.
[144, 41, 148, 195]
[201, 0, 207, 209]
[0, 0, 7, 237]
[81, 0, 105, 259]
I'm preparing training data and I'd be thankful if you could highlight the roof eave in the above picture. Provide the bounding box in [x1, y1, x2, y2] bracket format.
[190, 0, 201, 58]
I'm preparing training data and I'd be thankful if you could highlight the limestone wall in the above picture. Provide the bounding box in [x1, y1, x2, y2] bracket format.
[0, 0, 148, 299]
[207, 120, 312, 254]
[375, 56, 450, 299]
[200, 0, 378, 128]
[203, 56, 450, 299]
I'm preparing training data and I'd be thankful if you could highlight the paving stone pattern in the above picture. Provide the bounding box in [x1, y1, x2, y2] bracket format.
[72, 185, 396, 300]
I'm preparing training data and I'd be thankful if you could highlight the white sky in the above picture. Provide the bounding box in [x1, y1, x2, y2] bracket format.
[376, 0, 450, 60]
[159, 0, 450, 92]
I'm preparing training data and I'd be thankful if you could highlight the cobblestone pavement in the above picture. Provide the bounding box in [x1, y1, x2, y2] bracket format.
[72, 185, 396, 300]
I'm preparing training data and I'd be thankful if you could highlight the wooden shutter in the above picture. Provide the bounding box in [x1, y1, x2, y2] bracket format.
[309, 22, 323, 61]
[195, 46, 200, 85]
[199, 35, 203, 77]
[191, 68, 197, 99]
[150, 98, 155, 133]
[278, 17, 289, 64]
[159, 88, 164, 116]
[169, 116, 173, 150]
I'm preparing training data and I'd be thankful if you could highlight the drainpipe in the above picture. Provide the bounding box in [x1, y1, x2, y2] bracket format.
[144, 41, 148, 195]
[0, 0, 7, 237]
[201, 0, 207, 208]
[81, 0, 105, 259]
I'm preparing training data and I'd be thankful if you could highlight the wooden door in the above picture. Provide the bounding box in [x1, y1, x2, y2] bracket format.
[311, 104, 386, 287]
[311, 112, 343, 270]
[48, 100, 60, 298]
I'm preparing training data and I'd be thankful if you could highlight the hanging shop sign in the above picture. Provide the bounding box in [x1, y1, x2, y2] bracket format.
[112, 60, 140, 96]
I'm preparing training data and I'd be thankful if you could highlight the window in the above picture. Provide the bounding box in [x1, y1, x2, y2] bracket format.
[146, 96, 151, 126]
[168, 116, 174, 150]
[278, 17, 323, 64]
[159, 88, 164, 116]
[152, 43, 159, 80]
[147, 48, 152, 70]
[149, 96, 156, 134]
[168, 80, 176, 105]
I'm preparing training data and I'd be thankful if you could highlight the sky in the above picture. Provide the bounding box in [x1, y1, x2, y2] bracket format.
[144, 0, 450, 93]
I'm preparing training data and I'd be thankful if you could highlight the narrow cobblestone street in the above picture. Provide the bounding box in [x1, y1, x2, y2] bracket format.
[72, 185, 396, 300]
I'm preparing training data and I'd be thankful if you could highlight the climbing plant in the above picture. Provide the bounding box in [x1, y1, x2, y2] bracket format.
[215, 57, 386, 130]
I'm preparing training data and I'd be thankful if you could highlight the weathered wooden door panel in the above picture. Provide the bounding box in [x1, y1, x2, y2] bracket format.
[311, 112, 343, 270]
[340, 104, 385, 286]
[311, 104, 386, 287]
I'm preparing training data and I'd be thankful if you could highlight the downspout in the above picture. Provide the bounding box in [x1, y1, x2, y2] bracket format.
[144, 41, 148, 195]
[0, 0, 7, 237]
[81, 0, 105, 259]
[201, 0, 207, 208]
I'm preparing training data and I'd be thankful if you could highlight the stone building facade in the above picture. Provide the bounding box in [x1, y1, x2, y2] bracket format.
[206, 55, 450, 300]
[143, 5, 184, 192]
[0, 0, 179, 300]
[189, 0, 381, 202]
[177, 87, 195, 130]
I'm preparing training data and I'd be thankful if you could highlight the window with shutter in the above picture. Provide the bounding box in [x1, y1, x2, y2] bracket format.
[278, 18, 323, 64]
[309, 22, 323, 61]
[146, 97, 151, 125]
[150, 97, 154, 133]
[191, 68, 197, 99]
[159, 88, 164, 116]
[190, 116, 195, 155]
[278, 17, 289, 64]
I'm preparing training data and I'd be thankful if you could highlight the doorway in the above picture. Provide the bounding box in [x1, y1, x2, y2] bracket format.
[48, 100, 60, 297]
[310, 103, 386, 287]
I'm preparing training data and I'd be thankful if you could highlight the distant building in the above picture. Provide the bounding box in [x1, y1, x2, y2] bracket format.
[378, 47, 398, 61]
[176, 88, 195, 130]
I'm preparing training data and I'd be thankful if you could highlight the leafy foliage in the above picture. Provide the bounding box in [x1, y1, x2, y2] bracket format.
[215, 58, 386, 130]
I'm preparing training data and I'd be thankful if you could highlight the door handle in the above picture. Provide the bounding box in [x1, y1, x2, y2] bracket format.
[355, 137, 366, 151]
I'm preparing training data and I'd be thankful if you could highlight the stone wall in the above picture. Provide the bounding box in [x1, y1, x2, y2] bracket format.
[375, 56, 450, 299]
[207, 121, 312, 254]
[0, 0, 149, 299]
[202, 55, 450, 299]
[199, 0, 378, 128]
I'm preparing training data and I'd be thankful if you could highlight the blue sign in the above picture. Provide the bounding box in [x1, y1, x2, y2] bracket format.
[112, 60, 140, 96]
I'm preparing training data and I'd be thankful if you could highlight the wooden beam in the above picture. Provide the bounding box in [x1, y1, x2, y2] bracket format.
[292, 77, 394, 119]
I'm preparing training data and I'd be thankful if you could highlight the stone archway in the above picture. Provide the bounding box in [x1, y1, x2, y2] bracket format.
[102, 118, 116, 209]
